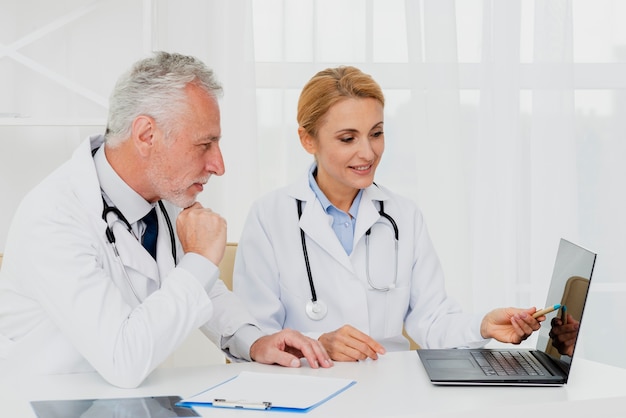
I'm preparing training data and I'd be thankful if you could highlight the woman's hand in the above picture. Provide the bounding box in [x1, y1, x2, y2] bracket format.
[480, 307, 543, 344]
[318, 325, 386, 361]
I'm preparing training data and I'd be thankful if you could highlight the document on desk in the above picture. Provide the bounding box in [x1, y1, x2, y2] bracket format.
[177, 371, 356, 412]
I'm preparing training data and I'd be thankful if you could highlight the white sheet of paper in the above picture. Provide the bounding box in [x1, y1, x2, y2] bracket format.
[181, 371, 356, 410]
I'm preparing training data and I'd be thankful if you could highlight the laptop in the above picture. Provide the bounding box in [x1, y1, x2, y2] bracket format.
[417, 238, 596, 386]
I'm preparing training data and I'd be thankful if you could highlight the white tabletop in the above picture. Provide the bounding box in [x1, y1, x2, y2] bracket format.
[3, 351, 626, 418]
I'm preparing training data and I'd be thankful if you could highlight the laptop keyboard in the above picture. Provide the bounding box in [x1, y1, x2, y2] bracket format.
[471, 351, 546, 376]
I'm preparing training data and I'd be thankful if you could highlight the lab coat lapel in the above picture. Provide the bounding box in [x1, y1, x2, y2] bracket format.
[288, 176, 354, 272]
[354, 185, 389, 244]
[114, 224, 161, 287]
[69, 135, 107, 218]
[298, 201, 354, 272]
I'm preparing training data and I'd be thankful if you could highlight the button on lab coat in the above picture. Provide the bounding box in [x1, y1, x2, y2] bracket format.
[233, 170, 487, 351]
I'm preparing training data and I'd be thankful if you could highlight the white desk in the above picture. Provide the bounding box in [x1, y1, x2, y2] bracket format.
[3, 351, 626, 418]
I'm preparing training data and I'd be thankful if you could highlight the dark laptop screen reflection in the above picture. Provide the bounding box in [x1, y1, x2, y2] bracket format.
[30, 396, 200, 418]
[537, 240, 596, 366]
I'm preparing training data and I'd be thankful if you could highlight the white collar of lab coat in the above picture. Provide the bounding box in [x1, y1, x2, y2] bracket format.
[68, 135, 161, 283]
[286, 167, 392, 270]
[286, 163, 390, 204]
[93, 144, 153, 226]
[68, 135, 106, 217]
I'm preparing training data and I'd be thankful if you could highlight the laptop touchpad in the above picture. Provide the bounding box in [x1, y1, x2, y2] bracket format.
[428, 359, 474, 369]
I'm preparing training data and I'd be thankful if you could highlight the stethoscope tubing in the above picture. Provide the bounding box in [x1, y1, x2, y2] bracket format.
[297, 199, 319, 303]
[101, 197, 177, 302]
[102, 199, 176, 261]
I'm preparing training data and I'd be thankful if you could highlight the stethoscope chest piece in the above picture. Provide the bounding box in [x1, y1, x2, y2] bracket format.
[305, 299, 328, 321]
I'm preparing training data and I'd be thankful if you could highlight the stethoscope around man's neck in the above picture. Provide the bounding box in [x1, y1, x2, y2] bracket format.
[102, 197, 177, 302]
[102, 199, 177, 261]
[297, 196, 399, 321]
[94, 144, 177, 302]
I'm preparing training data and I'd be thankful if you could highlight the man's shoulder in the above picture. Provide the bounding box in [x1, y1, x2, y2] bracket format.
[22, 159, 75, 207]
[19, 144, 99, 220]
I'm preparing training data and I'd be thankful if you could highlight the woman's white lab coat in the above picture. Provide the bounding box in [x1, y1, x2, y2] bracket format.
[234, 169, 487, 351]
[0, 135, 257, 388]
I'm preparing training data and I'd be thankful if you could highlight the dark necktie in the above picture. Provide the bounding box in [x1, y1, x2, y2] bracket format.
[141, 207, 158, 259]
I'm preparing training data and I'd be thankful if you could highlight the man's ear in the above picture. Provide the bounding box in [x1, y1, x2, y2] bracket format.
[131, 115, 156, 156]
[298, 127, 317, 155]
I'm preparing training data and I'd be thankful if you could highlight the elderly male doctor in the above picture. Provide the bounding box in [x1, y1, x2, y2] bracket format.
[0, 52, 331, 388]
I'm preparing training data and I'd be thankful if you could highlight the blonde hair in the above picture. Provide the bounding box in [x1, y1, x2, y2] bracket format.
[297, 66, 385, 137]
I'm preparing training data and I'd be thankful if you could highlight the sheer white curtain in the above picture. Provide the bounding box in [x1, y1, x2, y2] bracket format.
[151, 0, 258, 241]
[1, 0, 624, 368]
[250, 0, 626, 368]
[0, 0, 259, 245]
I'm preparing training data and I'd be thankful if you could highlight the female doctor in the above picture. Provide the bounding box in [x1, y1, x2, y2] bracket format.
[233, 66, 545, 362]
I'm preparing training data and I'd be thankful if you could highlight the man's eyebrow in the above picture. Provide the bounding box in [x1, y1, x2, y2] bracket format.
[198, 135, 221, 143]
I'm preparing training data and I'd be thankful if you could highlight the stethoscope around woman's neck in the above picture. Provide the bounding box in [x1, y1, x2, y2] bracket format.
[297, 195, 399, 321]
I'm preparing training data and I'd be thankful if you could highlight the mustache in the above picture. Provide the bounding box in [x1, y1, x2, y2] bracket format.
[195, 176, 210, 185]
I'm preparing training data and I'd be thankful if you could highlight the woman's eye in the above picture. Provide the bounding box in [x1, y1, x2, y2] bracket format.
[339, 137, 354, 143]
[372, 131, 384, 138]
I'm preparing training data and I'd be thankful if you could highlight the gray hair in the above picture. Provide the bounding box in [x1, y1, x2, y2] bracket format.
[104, 51, 223, 146]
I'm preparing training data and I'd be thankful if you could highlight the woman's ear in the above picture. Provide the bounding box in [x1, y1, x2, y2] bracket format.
[298, 127, 317, 155]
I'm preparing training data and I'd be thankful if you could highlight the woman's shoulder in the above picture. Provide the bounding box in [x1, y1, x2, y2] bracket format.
[369, 183, 421, 211]
[252, 175, 311, 208]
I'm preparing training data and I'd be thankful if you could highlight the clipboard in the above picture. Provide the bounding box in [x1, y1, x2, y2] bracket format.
[177, 371, 356, 412]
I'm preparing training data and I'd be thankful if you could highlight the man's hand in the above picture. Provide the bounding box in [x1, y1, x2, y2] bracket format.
[318, 325, 386, 361]
[250, 329, 333, 369]
[176, 202, 226, 265]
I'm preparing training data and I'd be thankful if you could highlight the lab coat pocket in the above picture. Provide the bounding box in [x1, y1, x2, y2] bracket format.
[279, 281, 313, 324]
[383, 285, 410, 339]
[121, 265, 160, 302]
[105, 251, 159, 304]
[113, 231, 160, 300]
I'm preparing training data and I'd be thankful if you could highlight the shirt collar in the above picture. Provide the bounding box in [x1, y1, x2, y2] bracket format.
[307, 163, 363, 218]
[93, 145, 154, 225]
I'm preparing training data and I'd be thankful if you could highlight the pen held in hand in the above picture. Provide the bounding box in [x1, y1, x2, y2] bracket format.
[561, 305, 568, 324]
[213, 399, 272, 410]
[532, 303, 561, 319]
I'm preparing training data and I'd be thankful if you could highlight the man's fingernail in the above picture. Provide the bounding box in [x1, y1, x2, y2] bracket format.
[290, 359, 300, 367]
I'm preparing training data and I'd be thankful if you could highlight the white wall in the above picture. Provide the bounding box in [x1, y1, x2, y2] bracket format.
[0, 0, 145, 250]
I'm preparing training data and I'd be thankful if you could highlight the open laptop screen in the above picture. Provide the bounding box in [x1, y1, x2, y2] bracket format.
[417, 238, 596, 385]
[536, 238, 596, 369]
